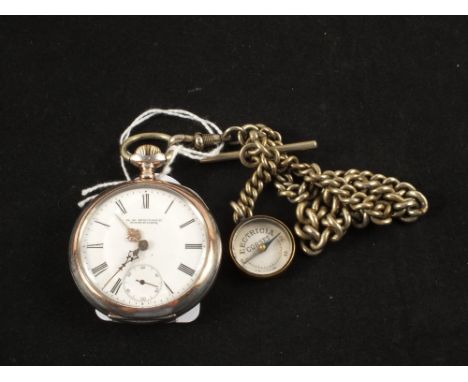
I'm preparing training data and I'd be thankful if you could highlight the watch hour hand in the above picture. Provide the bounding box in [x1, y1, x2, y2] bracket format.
[115, 214, 142, 242]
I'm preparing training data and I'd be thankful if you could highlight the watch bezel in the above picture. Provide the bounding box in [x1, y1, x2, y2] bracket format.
[69, 178, 222, 323]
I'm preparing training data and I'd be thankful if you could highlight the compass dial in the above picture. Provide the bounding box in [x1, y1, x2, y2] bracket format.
[229, 215, 295, 278]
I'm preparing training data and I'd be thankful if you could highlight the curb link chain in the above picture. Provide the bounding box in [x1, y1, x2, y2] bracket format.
[229, 124, 429, 256]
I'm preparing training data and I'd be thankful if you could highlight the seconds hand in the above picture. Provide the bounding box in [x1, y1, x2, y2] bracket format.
[136, 279, 160, 288]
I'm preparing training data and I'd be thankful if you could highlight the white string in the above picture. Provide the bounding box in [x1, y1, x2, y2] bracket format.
[77, 180, 126, 208]
[78, 108, 224, 208]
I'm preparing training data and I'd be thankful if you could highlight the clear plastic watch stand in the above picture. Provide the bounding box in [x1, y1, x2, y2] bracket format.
[95, 173, 201, 324]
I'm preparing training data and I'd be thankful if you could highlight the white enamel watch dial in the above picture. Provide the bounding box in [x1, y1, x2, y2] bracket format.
[229, 215, 295, 278]
[79, 186, 206, 307]
[70, 180, 222, 322]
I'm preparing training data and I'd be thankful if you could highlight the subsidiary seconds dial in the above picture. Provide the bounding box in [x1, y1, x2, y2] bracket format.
[123, 264, 163, 304]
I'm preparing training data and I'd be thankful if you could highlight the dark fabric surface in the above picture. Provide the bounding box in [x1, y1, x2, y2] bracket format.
[1, 16, 468, 365]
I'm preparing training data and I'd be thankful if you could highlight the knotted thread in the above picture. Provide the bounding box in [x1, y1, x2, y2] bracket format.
[78, 108, 224, 208]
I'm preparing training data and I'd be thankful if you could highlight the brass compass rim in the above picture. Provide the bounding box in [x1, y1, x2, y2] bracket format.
[229, 214, 296, 279]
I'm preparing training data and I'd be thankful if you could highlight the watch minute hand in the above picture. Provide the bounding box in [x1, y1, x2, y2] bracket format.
[102, 249, 140, 289]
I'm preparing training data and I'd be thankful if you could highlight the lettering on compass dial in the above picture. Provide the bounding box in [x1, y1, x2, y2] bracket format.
[229, 215, 296, 278]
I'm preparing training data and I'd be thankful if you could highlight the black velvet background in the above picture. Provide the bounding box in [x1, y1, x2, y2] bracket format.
[1, 16, 468, 365]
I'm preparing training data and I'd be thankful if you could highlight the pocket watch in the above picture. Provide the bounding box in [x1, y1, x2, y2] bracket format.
[69, 141, 222, 323]
[70, 108, 429, 322]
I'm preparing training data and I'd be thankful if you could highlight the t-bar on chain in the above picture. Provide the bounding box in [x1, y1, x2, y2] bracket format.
[228, 124, 429, 256]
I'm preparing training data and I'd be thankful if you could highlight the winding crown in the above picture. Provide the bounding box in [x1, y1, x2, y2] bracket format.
[135, 144, 161, 158]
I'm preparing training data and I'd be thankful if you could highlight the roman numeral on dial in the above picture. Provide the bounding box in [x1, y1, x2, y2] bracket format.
[180, 219, 195, 229]
[185, 243, 203, 249]
[115, 200, 127, 214]
[178, 263, 195, 277]
[87, 243, 103, 249]
[110, 278, 122, 295]
[91, 262, 108, 277]
[142, 193, 149, 209]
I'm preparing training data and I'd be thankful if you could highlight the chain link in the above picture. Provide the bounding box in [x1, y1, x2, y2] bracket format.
[230, 124, 429, 256]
